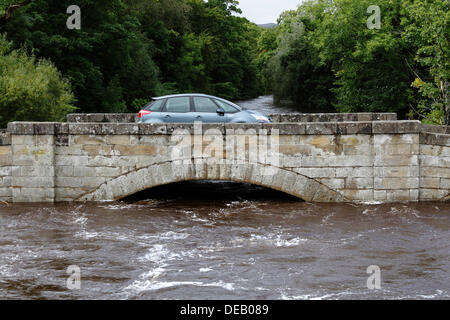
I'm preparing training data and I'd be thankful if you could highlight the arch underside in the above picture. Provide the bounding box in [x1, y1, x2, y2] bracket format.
[76, 161, 348, 203]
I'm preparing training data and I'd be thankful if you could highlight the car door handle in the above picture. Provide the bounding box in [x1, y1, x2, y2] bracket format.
[196, 116, 202, 119]
[164, 115, 172, 118]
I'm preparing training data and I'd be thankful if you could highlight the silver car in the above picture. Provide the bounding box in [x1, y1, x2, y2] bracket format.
[138, 94, 271, 123]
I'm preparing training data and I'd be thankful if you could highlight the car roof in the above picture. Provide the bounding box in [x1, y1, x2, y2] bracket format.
[153, 93, 212, 100]
[151, 93, 242, 110]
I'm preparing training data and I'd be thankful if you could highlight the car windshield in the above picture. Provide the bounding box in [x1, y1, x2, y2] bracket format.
[214, 99, 239, 113]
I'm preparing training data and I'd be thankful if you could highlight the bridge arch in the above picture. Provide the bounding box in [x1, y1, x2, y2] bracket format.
[76, 161, 348, 202]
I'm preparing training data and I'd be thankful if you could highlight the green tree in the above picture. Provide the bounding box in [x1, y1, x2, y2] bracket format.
[255, 26, 278, 94]
[403, 0, 450, 124]
[269, 0, 449, 121]
[2, 0, 160, 113]
[315, 0, 413, 115]
[269, 3, 336, 112]
[0, 35, 75, 127]
[1, 0, 264, 116]
[0, 0, 33, 26]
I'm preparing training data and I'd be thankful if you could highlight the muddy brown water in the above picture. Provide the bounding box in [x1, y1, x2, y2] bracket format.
[0, 181, 448, 300]
[0, 97, 449, 300]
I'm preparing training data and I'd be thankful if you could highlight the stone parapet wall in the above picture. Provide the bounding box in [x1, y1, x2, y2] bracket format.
[1, 119, 449, 203]
[272, 113, 397, 122]
[8, 121, 421, 136]
[67, 113, 138, 123]
[419, 132, 450, 201]
[421, 124, 450, 134]
[0, 130, 11, 202]
[67, 112, 397, 123]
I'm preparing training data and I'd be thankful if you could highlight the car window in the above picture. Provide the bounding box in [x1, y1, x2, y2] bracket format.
[145, 99, 164, 112]
[214, 99, 239, 113]
[194, 97, 218, 113]
[165, 97, 190, 113]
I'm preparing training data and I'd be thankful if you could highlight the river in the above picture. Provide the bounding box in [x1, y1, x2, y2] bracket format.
[0, 96, 449, 300]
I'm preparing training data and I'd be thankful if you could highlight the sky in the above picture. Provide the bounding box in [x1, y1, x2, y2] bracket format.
[236, 0, 302, 24]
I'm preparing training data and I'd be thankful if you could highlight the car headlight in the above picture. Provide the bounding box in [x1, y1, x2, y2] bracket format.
[252, 114, 270, 122]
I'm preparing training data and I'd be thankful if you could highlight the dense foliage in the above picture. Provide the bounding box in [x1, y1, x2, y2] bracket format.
[259, 0, 449, 123]
[0, 0, 449, 124]
[1, 0, 262, 116]
[0, 35, 74, 128]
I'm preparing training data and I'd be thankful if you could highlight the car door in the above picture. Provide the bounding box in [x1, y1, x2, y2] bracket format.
[162, 97, 194, 122]
[192, 97, 225, 123]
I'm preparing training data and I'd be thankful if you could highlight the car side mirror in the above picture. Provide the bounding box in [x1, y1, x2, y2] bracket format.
[216, 107, 225, 116]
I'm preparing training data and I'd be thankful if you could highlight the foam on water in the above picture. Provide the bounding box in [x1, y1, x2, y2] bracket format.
[231, 233, 308, 248]
[124, 279, 237, 294]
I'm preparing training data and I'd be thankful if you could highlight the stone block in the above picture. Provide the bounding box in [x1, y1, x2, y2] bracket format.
[420, 133, 450, 146]
[0, 166, 11, 176]
[374, 166, 418, 178]
[106, 135, 130, 145]
[34, 123, 56, 135]
[56, 166, 74, 177]
[340, 189, 373, 201]
[139, 123, 168, 135]
[262, 123, 305, 135]
[72, 135, 106, 145]
[104, 114, 136, 123]
[12, 188, 54, 203]
[374, 155, 418, 166]
[374, 177, 419, 190]
[7, 122, 34, 135]
[373, 121, 421, 134]
[280, 171, 299, 193]
[95, 167, 121, 177]
[294, 167, 336, 178]
[0, 131, 11, 146]
[421, 166, 450, 179]
[319, 178, 345, 190]
[343, 144, 373, 156]
[337, 122, 372, 135]
[312, 184, 339, 202]
[335, 167, 373, 178]
[345, 177, 373, 189]
[305, 123, 337, 135]
[69, 123, 103, 135]
[12, 176, 54, 188]
[113, 145, 157, 156]
[440, 178, 450, 189]
[101, 123, 139, 135]
[419, 189, 448, 201]
[420, 177, 440, 189]
[67, 113, 106, 123]
[56, 145, 84, 156]
[56, 155, 89, 166]
[73, 166, 96, 177]
[0, 146, 11, 156]
[374, 190, 387, 201]
[292, 175, 319, 201]
[419, 155, 439, 167]
[386, 189, 412, 202]
[55, 187, 85, 201]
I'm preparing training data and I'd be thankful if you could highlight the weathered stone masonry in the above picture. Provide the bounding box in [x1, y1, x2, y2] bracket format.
[0, 113, 448, 203]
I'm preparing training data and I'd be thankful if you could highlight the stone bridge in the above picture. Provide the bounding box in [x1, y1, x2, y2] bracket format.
[0, 112, 448, 203]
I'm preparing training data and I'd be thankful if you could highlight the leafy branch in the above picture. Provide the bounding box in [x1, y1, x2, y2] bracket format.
[0, 0, 33, 26]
